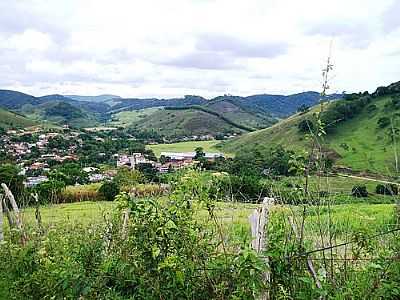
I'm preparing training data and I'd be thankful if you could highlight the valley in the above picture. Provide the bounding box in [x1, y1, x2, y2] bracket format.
[1, 80, 399, 300]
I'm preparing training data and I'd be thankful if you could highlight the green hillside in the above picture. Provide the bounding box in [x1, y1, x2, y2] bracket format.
[20, 101, 99, 128]
[0, 108, 37, 129]
[204, 98, 275, 129]
[220, 88, 400, 176]
[130, 107, 248, 138]
[109, 108, 163, 127]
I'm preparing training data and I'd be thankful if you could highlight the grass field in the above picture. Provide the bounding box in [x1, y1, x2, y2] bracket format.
[15, 201, 395, 234]
[147, 140, 223, 157]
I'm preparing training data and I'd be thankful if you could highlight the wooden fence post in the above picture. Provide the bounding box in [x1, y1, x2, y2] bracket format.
[32, 193, 43, 234]
[121, 209, 130, 239]
[249, 197, 275, 300]
[0, 194, 4, 242]
[2, 196, 15, 229]
[1, 183, 26, 244]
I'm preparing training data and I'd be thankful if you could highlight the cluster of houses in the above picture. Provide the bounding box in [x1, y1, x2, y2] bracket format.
[116, 151, 224, 173]
[1, 127, 225, 188]
[2, 128, 81, 160]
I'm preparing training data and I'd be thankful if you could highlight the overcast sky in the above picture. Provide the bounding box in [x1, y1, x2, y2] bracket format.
[1, 0, 399, 98]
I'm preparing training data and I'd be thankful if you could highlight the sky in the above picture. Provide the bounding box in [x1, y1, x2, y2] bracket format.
[0, 0, 399, 98]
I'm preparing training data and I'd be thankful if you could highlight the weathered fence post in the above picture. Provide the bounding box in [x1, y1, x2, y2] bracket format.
[2, 196, 15, 229]
[121, 209, 130, 239]
[1, 183, 27, 244]
[0, 194, 4, 242]
[249, 197, 275, 300]
[32, 193, 43, 234]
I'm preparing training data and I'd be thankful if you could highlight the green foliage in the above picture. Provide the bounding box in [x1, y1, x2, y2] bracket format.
[50, 163, 89, 185]
[351, 185, 368, 197]
[98, 181, 120, 201]
[113, 168, 145, 188]
[209, 172, 269, 202]
[136, 163, 159, 183]
[220, 146, 295, 177]
[321, 95, 371, 132]
[34, 179, 66, 204]
[44, 101, 86, 121]
[0, 163, 25, 197]
[0, 170, 265, 299]
[375, 184, 398, 196]
[377, 116, 390, 128]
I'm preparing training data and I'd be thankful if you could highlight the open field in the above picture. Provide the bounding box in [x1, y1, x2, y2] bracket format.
[16, 201, 394, 235]
[147, 140, 223, 157]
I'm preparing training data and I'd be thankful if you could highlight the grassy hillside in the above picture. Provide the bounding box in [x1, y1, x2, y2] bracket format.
[0, 108, 37, 129]
[109, 108, 163, 127]
[130, 107, 248, 138]
[220, 91, 400, 175]
[204, 98, 275, 129]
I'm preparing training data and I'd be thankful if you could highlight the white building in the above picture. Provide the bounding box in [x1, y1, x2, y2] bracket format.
[160, 152, 224, 161]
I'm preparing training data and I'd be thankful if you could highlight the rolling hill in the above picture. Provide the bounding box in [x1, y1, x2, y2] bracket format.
[108, 92, 341, 117]
[129, 107, 249, 138]
[220, 81, 400, 176]
[0, 91, 105, 127]
[0, 89, 340, 132]
[0, 107, 37, 129]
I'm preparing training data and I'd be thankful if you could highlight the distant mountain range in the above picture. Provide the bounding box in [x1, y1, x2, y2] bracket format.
[0, 89, 342, 132]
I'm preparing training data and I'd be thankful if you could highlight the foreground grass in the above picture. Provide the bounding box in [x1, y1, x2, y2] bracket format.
[147, 140, 222, 157]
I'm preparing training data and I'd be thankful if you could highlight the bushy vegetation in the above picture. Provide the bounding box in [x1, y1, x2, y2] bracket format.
[375, 183, 398, 196]
[321, 94, 371, 132]
[0, 171, 265, 299]
[351, 184, 368, 197]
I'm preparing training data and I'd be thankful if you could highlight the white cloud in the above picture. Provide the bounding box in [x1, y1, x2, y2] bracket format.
[0, 0, 399, 97]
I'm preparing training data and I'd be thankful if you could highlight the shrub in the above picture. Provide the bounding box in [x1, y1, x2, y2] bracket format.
[375, 184, 398, 196]
[351, 185, 368, 197]
[99, 181, 120, 201]
[113, 168, 145, 188]
[377, 117, 390, 128]
[34, 179, 66, 204]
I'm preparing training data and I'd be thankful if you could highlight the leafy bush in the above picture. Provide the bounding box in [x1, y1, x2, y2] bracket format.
[34, 179, 66, 204]
[377, 117, 390, 128]
[99, 181, 120, 201]
[113, 168, 145, 188]
[375, 184, 398, 196]
[0, 163, 25, 198]
[209, 173, 269, 202]
[351, 185, 368, 197]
